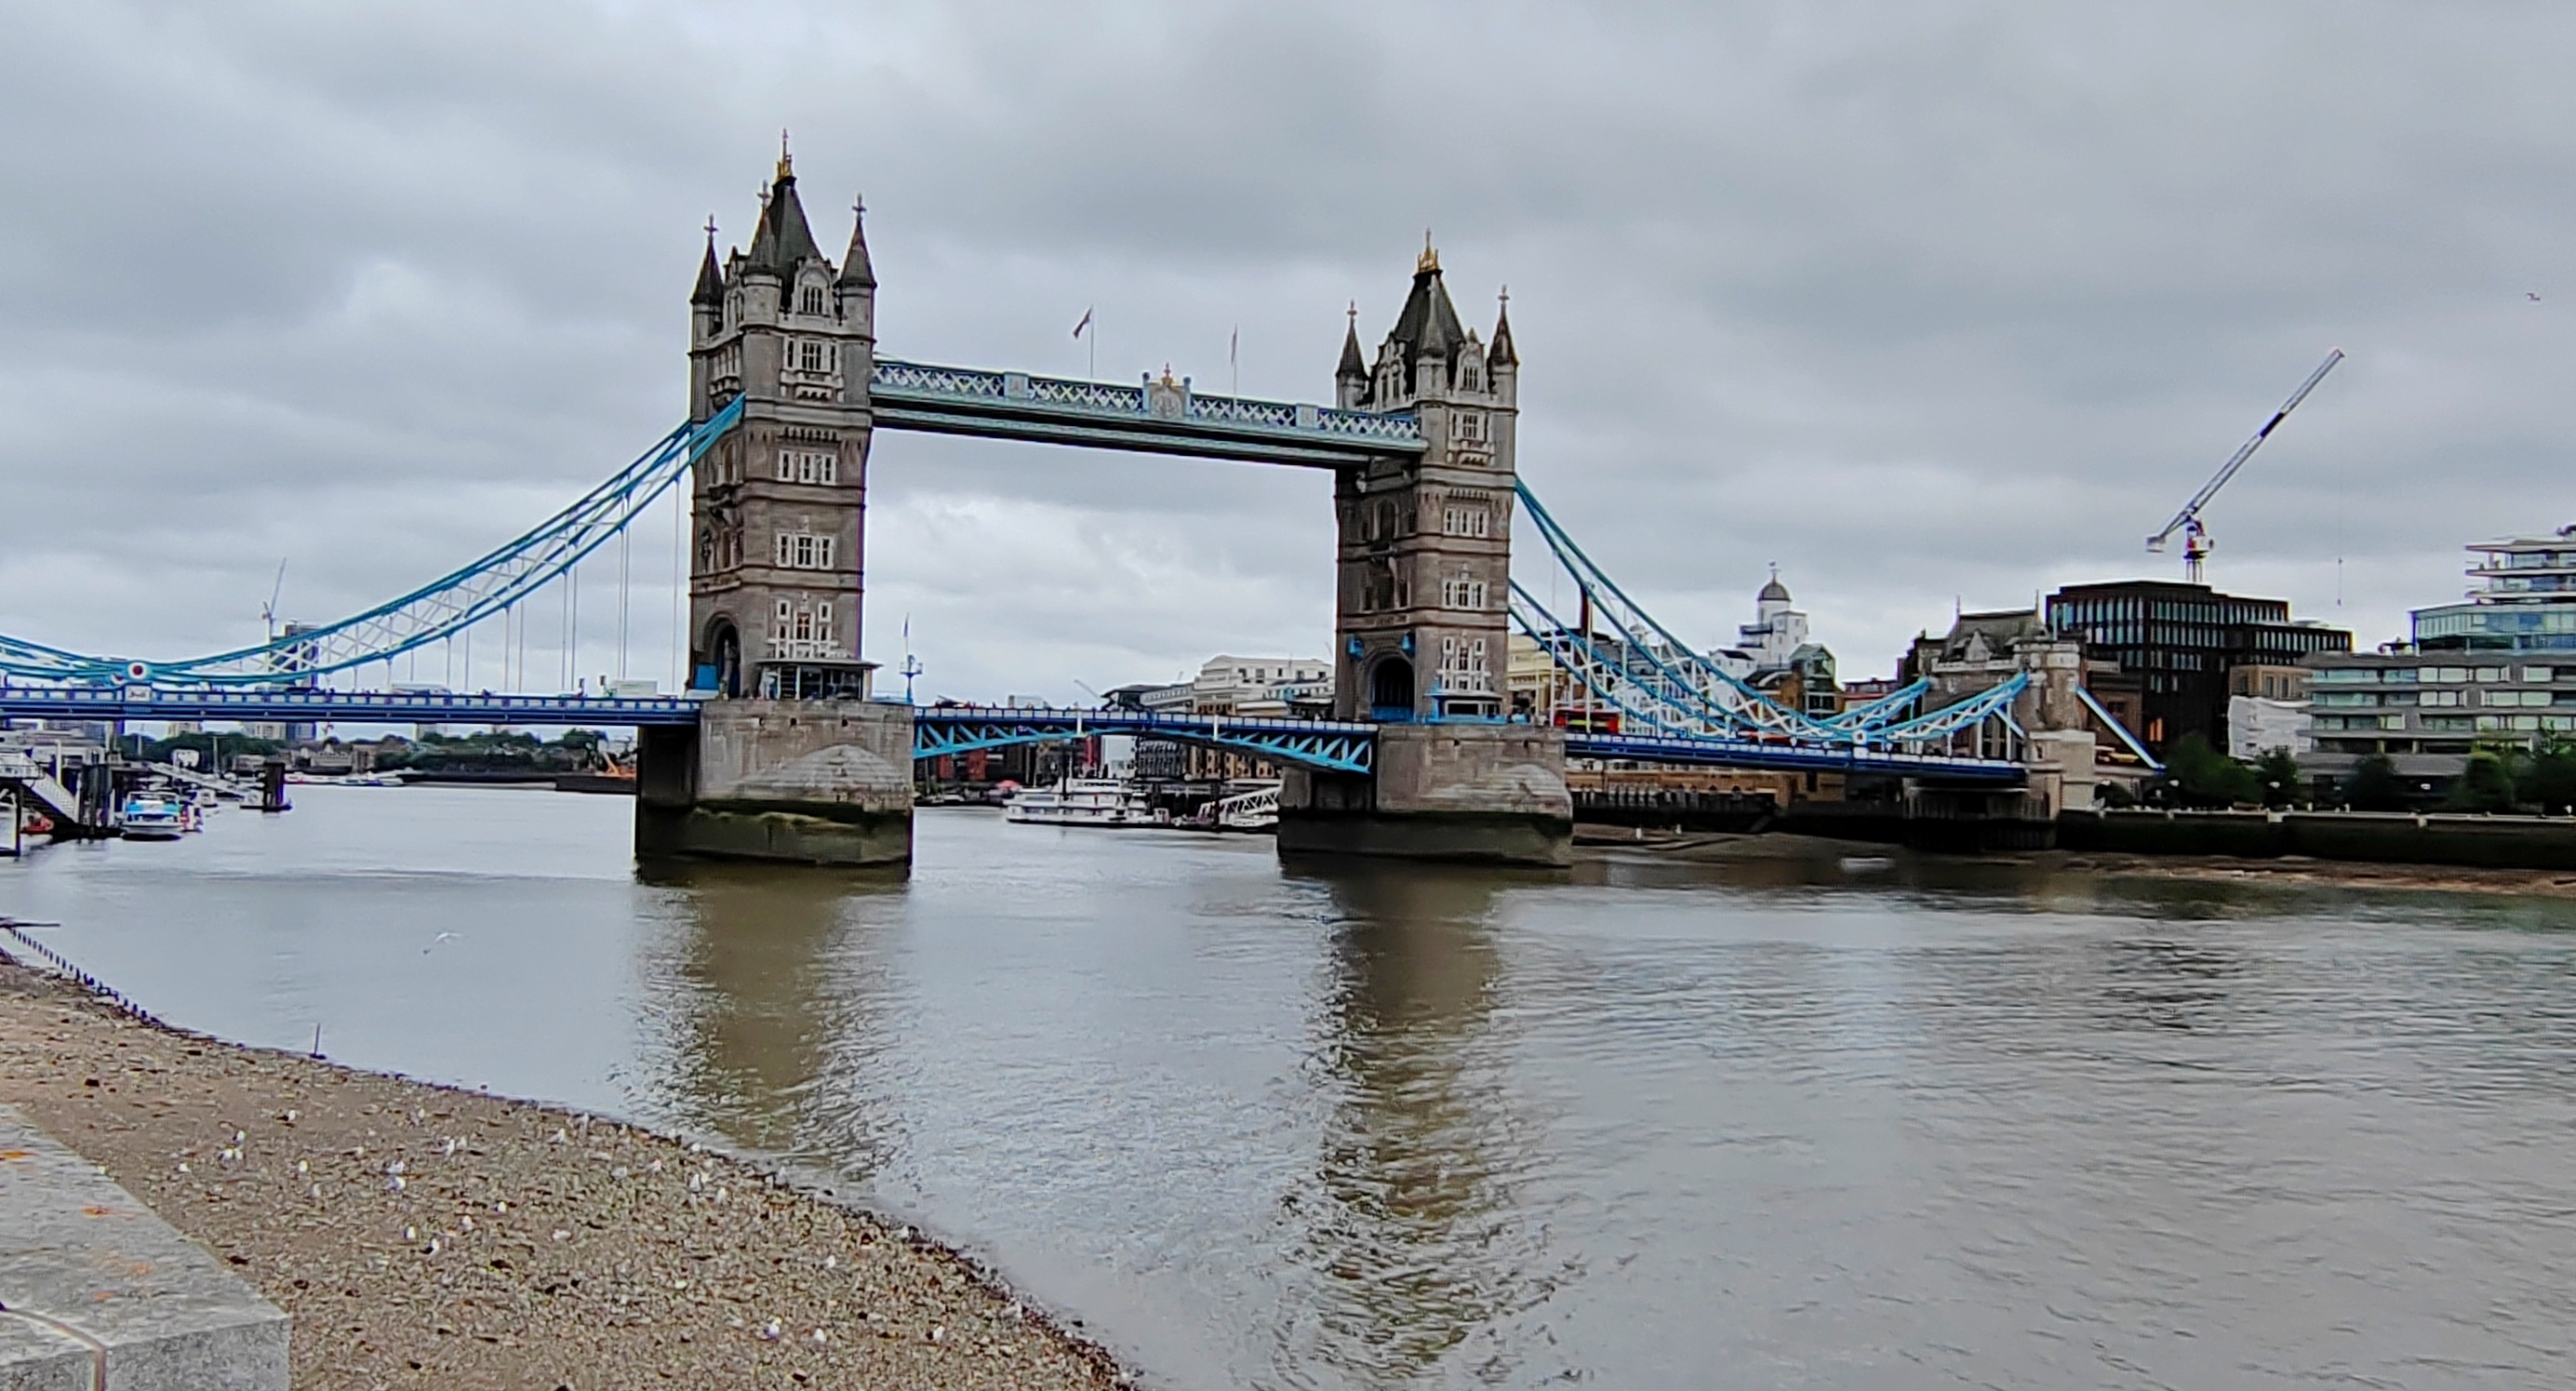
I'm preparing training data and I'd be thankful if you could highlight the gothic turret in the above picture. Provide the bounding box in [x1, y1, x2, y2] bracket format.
[691, 231, 726, 307]
[1335, 303, 1368, 408]
[837, 199, 875, 290]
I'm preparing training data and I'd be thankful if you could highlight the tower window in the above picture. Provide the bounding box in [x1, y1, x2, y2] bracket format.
[773, 531, 837, 570]
[799, 286, 825, 315]
[1441, 505, 1490, 538]
[777, 448, 837, 484]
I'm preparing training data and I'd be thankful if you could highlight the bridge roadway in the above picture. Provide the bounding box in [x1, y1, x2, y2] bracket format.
[0, 687, 2030, 783]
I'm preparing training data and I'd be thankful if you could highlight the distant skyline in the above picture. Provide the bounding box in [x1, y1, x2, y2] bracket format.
[7, 2, 2575, 701]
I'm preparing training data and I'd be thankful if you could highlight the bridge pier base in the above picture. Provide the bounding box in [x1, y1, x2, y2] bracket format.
[1277, 723, 1572, 867]
[634, 700, 914, 867]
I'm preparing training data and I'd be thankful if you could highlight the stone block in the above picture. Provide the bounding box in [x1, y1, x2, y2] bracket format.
[0, 1105, 288, 1391]
[634, 699, 914, 866]
[1279, 723, 1571, 865]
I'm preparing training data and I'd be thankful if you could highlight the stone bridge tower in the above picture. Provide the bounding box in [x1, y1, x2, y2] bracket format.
[686, 148, 877, 702]
[640, 148, 913, 867]
[1328, 242, 1517, 723]
[1279, 244, 1570, 864]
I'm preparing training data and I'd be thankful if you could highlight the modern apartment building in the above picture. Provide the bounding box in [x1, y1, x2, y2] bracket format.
[2303, 527, 2576, 795]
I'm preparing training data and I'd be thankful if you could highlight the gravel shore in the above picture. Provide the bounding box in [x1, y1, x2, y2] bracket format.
[0, 953, 1128, 1390]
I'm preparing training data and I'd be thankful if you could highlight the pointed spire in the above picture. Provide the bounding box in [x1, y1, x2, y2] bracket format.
[743, 142, 822, 280]
[1337, 301, 1367, 381]
[691, 217, 726, 306]
[1488, 285, 1516, 366]
[837, 194, 874, 288]
[1388, 244, 1464, 363]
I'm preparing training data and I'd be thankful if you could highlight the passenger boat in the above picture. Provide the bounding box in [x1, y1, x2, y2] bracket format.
[1004, 778, 1163, 828]
[119, 794, 187, 841]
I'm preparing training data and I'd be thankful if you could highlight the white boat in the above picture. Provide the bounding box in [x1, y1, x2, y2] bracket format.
[119, 794, 187, 841]
[1004, 778, 1163, 828]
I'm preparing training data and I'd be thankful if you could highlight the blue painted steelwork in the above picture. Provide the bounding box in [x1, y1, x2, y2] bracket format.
[2077, 685, 2164, 770]
[1566, 731, 2025, 782]
[1830, 677, 1933, 731]
[0, 685, 701, 727]
[1513, 479, 2042, 765]
[869, 359, 1422, 469]
[913, 704, 1376, 775]
[0, 400, 743, 686]
[1512, 487, 1828, 736]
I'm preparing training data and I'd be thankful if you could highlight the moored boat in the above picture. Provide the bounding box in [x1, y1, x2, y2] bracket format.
[119, 794, 186, 841]
[1004, 778, 1164, 828]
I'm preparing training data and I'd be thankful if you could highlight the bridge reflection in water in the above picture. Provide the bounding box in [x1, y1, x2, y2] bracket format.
[634, 858, 907, 1175]
[1273, 863, 1562, 1384]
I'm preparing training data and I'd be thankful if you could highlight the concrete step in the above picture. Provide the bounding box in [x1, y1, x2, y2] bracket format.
[1, 1103, 287, 1389]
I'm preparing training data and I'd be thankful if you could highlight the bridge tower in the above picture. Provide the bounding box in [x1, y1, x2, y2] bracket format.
[1279, 245, 1571, 864]
[686, 148, 875, 701]
[638, 147, 914, 865]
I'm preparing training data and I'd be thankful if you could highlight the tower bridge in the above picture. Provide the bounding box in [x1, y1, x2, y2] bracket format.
[0, 150, 2075, 867]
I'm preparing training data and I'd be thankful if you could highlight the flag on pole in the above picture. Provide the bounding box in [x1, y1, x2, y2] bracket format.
[1072, 307, 1092, 339]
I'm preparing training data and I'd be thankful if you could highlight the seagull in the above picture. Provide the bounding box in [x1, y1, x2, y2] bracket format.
[421, 931, 462, 955]
[2531, 291, 2544, 301]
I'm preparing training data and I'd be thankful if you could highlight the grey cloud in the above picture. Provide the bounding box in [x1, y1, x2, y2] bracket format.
[6, 0, 2576, 697]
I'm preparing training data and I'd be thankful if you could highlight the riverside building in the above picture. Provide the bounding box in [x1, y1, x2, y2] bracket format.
[2304, 527, 2576, 796]
[2042, 580, 2349, 754]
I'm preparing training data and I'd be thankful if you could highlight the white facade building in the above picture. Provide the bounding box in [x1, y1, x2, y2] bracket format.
[2226, 694, 2312, 760]
[1191, 656, 1333, 716]
[1737, 568, 1810, 671]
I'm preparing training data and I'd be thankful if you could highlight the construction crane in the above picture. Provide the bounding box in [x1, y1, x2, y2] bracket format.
[2146, 348, 2343, 582]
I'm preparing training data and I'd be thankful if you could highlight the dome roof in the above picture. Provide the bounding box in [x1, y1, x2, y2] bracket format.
[1758, 575, 1792, 603]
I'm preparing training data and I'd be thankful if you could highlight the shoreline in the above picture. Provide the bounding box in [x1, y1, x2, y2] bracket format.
[1577, 825, 2576, 899]
[0, 950, 1132, 1391]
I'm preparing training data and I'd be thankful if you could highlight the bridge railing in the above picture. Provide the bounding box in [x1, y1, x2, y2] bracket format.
[870, 358, 1424, 448]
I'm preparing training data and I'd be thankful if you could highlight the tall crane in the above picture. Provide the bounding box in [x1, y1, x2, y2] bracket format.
[2146, 348, 2343, 582]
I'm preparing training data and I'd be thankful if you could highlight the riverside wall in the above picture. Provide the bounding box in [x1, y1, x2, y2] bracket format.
[2061, 809, 2576, 871]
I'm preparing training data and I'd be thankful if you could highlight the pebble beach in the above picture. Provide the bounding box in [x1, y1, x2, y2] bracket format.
[0, 952, 1129, 1390]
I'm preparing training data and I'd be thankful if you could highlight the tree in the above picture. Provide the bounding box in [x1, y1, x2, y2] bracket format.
[2446, 749, 2517, 812]
[2252, 748, 2304, 809]
[2343, 754, 2409, 812]
[2163, 732, 2262, 808]
[2516, 740, 2576, 814]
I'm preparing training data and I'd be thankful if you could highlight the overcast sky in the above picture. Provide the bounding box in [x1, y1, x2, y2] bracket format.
[6, 1, 2574, 702]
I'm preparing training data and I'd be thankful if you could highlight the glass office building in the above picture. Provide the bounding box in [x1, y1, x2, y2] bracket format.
[2044, 581, 2350, 753]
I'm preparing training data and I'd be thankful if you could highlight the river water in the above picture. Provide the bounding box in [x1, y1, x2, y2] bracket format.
[5, 785, 2575, 1388]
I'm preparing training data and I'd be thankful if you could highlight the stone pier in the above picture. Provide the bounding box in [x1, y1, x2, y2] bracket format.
[635, 699, 914, 866]
[1277, 722, 1573, 866]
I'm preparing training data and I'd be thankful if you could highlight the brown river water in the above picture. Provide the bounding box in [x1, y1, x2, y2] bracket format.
[5, 783, 2575, 1388]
